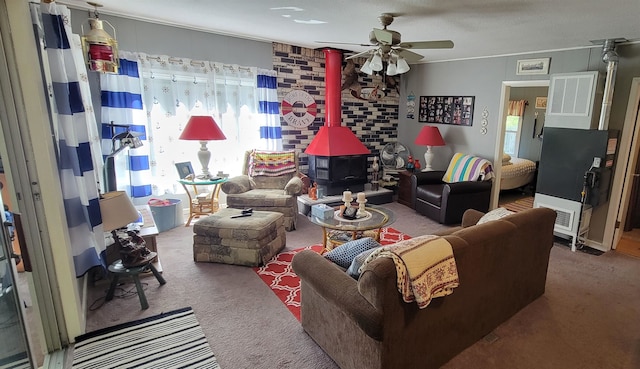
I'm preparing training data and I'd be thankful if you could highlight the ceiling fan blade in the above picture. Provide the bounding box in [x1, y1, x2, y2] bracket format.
[398, 40, 454, 49]
[345, 50, 373, 60]
[396, 48, 424, 62]
[372, 28, 393, 45]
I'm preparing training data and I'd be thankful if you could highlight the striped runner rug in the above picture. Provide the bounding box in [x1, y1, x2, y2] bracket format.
[72, 307, 220, 369]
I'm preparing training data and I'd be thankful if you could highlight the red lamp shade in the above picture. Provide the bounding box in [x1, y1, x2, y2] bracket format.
[179, 116, 226, 178]
[179, 116, 226, 140]
[415, 126, 445, 146]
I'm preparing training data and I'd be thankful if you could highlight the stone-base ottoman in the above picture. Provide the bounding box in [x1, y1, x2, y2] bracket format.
[193, 208, 285, 266]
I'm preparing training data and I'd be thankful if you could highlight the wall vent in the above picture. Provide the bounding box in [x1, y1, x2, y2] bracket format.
[555, 209, 572, 228]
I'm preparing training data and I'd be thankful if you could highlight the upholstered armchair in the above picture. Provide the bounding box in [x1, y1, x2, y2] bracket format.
[411, 153, 493, 225]
[221, 150, 303, 231]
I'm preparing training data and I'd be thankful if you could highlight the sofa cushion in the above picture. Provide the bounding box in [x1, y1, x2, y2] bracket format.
[226, 189, 296, 208]
[346, 248, 377, 279]
[324, 237, 381, 268]
[477, 207, 514, 224]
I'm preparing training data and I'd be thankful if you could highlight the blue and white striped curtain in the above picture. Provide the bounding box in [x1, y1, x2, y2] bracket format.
[35, 3, 104, 277]
[100, 51, 152, 198]
[257, 69, 283, 150]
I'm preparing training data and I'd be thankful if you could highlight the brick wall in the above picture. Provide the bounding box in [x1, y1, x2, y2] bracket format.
[272, 42, 399, 177]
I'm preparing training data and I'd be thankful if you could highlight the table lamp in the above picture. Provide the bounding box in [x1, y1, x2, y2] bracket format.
[99, 191, 154, 267]
[179, 116, 226, 179]
[415, 126, 445, 172]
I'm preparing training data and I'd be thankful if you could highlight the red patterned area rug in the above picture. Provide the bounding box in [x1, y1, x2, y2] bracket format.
[253, 227, 411, 320]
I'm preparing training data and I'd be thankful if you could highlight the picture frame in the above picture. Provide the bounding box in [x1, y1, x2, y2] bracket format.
[535, 97, 548, 109]
[516, 58, 550, 75]
[418, 96, 475, 126]
[175, 162, 194, 179]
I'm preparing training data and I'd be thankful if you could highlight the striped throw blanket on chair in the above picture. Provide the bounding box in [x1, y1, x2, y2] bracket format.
[442, 152, 494, 183]
[248, 150, 296, 177]
[359, 235, 459, 309]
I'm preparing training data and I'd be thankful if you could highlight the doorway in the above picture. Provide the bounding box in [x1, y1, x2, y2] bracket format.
[491, 80, 550, 210]
[609, 77, 640, 256]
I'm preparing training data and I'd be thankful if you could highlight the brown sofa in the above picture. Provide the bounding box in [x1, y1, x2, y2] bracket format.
[291, 207, 557, 369]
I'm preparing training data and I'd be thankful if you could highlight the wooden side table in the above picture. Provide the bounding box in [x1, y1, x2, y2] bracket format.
[105, 255, 166, 310]
[179, 178, 227, 226]
[397, 170, 414, 208]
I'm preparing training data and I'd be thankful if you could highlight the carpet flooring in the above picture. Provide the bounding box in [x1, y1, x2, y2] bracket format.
[253, 227, 410, 320]
[84, 202, 640, 369]
[73, 307, 219, 369]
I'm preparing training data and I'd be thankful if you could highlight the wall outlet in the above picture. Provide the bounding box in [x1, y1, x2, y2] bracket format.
[593, 157, 601, 168]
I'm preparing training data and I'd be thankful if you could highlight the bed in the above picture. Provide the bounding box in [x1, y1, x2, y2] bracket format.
[500, 155, 537, 190]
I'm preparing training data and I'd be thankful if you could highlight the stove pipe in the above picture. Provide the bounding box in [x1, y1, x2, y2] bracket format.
[304, 49, 371, 156]
[597, 39, 620, 131]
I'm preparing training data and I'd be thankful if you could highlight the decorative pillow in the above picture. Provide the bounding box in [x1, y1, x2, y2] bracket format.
[477, 207, 515, 224]
[502, 153, 512, 164]
[323, 237, 381, 269]
[346, 248, 377, 279]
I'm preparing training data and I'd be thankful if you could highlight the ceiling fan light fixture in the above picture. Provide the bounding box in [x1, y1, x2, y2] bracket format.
[386, 60, 397, 76]
[360, 58, 374, 75]
[370, 52, 383, 72]
[396, 57, 410, 74]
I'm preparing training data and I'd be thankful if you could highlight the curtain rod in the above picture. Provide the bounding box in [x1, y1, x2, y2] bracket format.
[144, 55, 252, 71]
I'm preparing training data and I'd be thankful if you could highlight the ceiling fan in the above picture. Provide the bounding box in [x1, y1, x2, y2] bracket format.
[318, 13, 454, 76]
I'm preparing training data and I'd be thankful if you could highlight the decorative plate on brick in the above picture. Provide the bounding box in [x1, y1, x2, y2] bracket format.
[281, 89, 317, 128]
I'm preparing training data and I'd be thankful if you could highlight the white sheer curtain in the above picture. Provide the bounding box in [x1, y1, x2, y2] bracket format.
[136, 53, 267, 195]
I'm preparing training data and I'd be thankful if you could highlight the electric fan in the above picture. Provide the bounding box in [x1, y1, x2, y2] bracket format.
[380, 142, 410, 170]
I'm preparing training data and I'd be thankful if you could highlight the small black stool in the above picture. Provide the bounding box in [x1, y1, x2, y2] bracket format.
[105, 253, 166, 310]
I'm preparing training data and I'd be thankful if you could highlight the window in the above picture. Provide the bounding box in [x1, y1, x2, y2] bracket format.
[503, 115, 522, 156]
[138, 55, 270, 195]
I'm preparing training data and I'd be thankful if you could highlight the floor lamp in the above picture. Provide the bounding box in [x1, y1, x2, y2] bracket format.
[179, 116, 226, 179]
[415, 126, 445, 172]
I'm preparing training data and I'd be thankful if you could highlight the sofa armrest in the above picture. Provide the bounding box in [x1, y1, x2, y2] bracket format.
[461, 209, 485, 227]
[411, 171, 446, 187]
[220, 175, 253, 194]
[292, 250, 383, 340]
[443, 180, 492, 195]
[284, 176, 303, 195]
[411, 171, 446, 208]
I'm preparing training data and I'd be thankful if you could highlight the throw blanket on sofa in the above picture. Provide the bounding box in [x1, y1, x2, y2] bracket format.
[359, 235, 459, 308]
[248, 150, 296, 177]
[443, 153, 494, 183]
